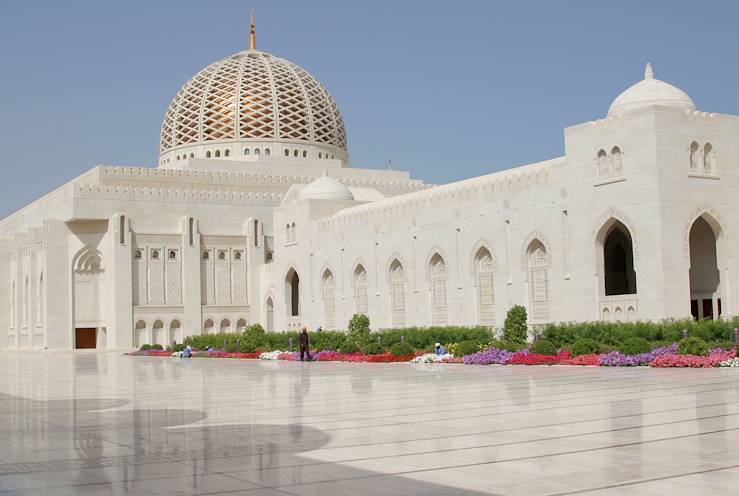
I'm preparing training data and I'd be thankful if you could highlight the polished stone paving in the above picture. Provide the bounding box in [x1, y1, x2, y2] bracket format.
[0, 352, 737, 495]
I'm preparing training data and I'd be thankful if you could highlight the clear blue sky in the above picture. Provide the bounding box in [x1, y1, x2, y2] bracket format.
[1, 0, 738, 217]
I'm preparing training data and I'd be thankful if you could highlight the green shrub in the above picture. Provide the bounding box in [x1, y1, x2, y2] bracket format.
[503, 305, 528, 345]
[348, 314, 371, 348]
[489, 339, 527, 352]
[376, 326, 493, 349]
[173, 343, 185, 352]
[571, 338, 600, 356]
[530, 339, 556, 356]
[361, 342, 385, 355]
[150, 344, 163, 350]
[389, 342, 415, 356]
[598, 343, 619, 354]
[455, 340, 481, 357]
[225, 342, 238, 353]
[339, 340, 361, 354]
[140, 344, 152, 351]
[619, 337, 651, 355]
[679, 336, 708, 356]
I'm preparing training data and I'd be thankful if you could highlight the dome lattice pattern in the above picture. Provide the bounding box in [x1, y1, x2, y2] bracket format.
[160, 50, 347, 153]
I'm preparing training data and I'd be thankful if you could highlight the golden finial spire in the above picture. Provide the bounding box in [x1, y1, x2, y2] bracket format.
[249, 8, 256, 49]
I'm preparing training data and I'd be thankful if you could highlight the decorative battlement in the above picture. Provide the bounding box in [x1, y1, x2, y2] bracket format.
[318, 158, 563, 230]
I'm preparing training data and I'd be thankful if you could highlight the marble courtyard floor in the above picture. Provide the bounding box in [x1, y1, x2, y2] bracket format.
[0, 352, 737, 495]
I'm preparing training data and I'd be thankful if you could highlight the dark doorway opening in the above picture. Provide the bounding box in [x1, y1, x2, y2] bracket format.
[75, 328, 96, 349]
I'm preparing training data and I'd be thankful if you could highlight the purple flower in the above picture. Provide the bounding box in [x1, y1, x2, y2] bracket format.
[599, 343, 678, 366]
[463, 347, 514, 365]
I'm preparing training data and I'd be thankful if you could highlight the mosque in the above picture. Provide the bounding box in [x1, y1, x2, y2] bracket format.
[0, 17, 734, 350]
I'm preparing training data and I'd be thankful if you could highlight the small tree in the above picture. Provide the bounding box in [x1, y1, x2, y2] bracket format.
[347, 314, 371, 348]
[503, 305, 528, 345]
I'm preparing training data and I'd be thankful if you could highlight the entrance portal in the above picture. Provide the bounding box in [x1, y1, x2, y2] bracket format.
[75, 328, 96, 349]
[688, 216, 721, 320]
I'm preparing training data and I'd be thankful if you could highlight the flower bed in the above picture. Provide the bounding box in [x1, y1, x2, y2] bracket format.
[509, 349, 572, 365]
[719, 357, 739, 367]
[463, 347, 514, 365]
[599, 343, 678, 367]
[651, 348, 736, 368]
[560, 353, 600, 366]
[410, 353, 455, 363]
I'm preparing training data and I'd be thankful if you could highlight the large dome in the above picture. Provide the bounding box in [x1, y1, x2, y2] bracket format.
[608, 63, 696, 117]
[159, 45, 348, 165]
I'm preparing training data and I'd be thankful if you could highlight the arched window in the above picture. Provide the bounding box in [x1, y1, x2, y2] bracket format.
[319, 152, 323, 159]
[224, 149, 230, 157]
[322, 270, 336, 329]
[527, 240, 549, 322]
[151, 250, 159, 260]
[253, 219, 259, 247]
[596, 149, 609, 178]
[291, 222, 296, 242]
[611, 146, 622, 174]
[389, 260, 405, 327]
[206, 151, 212, 158]
[254, 148, 260, 155]
[284, 149, 290, 157]
[218, 251, 226, 260]
[214, 150, 221, 158]
[234, 251, 242, 261]
[188, 217, 194, 246]
[354, 265, 368, 315]
[202, 251, 210, 260]
[134, 250, 142, 259]
[293, 149, 299, 157]
[265, 148, 271, 155]
[176, 155, 180, 160]
[285, 268, 300, 317]
[169, 250, 177, 260]
[429, 254, 448, 325]
[285, 224, 291, 243]
[690, 141, 699, 170]
[474, 247, 495, 326]
[244, 148, 251, 156]
[703, 142, 714, 174]
[602, 222, 637, 296]
[302, 150, 307, 158]
[220, 319, 230, 333]
[190, 153, 194, 158]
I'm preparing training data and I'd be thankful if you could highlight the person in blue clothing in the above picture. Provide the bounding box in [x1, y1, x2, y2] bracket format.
[182, 345, 192, 358]
[434, 343, 447, 355]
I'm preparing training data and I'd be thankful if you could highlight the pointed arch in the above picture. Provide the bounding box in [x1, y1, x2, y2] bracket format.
[520, 230, 552, 270]
[526, 238, 550, 322]
[220, 318, 231, 333]
[428, 253, 448, 325]
[169, 319, 182, 344]
[388, 258, 406, 327]
[687, 209, 725, 319]
[284, 267, 300, 317]
[72, 246, 103, 324]
[152, 319, 165, 346]
[353, 263, 368, 316]
[134, 320, 147, 347]
[321, 268, 336, 329]
[265, 295, 275, 332]
[474, 246, 495, 326]
[595, 218, 637, 296]
[590, 208, 639, 260]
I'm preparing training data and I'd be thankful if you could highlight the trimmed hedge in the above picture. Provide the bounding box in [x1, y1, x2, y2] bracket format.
[455, 340, 482, 357]
[389, 342, 415, 356]
[375, 326, 493, 349]
[541, 318, 739, 348]
[571, 338, 600, 357]
[530, 339, 557, 356]
[679, 336, 708, 356]
[619, 337, 651, 355]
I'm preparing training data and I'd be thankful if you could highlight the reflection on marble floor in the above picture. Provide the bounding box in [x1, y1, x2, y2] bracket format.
[0, 353, 737, 495]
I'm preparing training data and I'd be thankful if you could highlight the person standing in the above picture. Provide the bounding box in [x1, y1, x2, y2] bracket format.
[299, 327, 311, 361]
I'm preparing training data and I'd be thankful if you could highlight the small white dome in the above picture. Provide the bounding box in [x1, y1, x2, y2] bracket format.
[608, 63, 696, 117]
[300, 171, 354, 201]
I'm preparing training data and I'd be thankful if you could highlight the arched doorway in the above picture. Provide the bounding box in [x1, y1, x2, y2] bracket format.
[220, 318, 231, 333]
[73, 246, 104, 348]
[236, 318, 247, 332]
[602, 222, 637, 295]
[152, 320, 165, 346]
[689, 216, 721, 319]
[265, 297, 274, 332]
[134, 320, 147, 348]
[170, 319, 182, 345]
[354, 265, 368, 315]
[285, 268, 300, 317]
[203, 318, 215, 335]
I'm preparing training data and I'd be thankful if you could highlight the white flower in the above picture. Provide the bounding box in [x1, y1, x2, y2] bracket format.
[410, 353, 454, 363]
[719, 357, 739, 367]
[259, 350, 283, 360]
